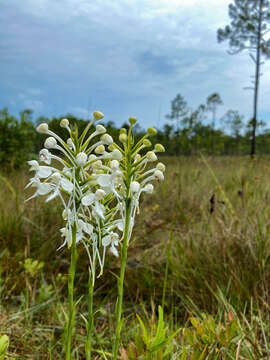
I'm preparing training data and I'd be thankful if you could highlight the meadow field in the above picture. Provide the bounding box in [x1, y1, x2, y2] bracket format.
[1, 156, 270, 359]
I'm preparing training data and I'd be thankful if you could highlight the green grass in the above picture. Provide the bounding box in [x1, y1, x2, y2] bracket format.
[1, 156, 270, 358]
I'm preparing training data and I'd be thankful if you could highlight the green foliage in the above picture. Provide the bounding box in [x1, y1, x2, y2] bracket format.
[217, 0, 270, 57]
[180, 314, 240, 359]
[22, 258, 44, 278]
[0, 108, 36, 168]
[0, 335, 9, 360]
[123, 306, 179, 360]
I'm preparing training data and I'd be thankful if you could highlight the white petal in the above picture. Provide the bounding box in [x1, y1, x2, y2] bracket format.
[61, 178, 74, 192]
[117, 221, 124, 232]
[97, 174, 112, 187]
[82, 193, 95, 206]
[102, 235, 111, 247]
[94, 202, 105, 219]
[46, 189, 59, 202]
[37, 166, 53, 178]
[83, 223, 93, 235]
[37, 183, 52, 195]
[28, 160, 39, 169]
[110, 245, 119, 258]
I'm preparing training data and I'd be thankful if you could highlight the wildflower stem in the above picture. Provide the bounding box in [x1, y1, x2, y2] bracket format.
[65, 224, 78, 360]
[112, 197, 132, 360]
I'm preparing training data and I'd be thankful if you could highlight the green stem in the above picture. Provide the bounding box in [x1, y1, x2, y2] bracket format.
[85, 266, 95, 360]
[65, 224, 78, 360]
[112, 197, 132, 360]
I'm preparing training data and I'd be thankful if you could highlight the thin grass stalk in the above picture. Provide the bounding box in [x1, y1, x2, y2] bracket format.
[162, 231, 173, 309]
[65, 224, 78, 360]
[112, 197, 132, 360]
[85, 264, 95, 360]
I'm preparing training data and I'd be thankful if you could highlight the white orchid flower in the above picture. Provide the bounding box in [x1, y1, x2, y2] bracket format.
[102, 232, 119, 258]
[27, 160, 53, 178]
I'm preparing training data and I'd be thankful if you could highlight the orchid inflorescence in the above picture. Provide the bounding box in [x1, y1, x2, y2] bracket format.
[26, 112, 165, 277]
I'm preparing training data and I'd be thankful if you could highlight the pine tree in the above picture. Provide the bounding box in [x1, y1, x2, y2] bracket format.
[217, 0, 270, 156]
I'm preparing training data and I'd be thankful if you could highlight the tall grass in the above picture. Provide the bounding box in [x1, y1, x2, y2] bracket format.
[1, 157, 270, 358]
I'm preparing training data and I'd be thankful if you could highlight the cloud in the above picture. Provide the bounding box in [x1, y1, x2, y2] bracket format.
[67, 106, 90, 119]
[1, 0, 270, 129]
[23, 99, 44, 112]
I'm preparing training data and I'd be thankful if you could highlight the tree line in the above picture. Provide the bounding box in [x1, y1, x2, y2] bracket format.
[1, 101, 270, 169]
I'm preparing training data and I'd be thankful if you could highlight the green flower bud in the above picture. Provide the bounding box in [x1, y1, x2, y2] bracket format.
[129, 117, 137, 125]
[147, 127, 157, 136]
[95, 144, 105, 155]
[120, 128, 127, 134]
[108, 143, 116, 151]
[60, 118, 69, 128]
[154, 144, 165, 152]
[143, 139, 152, 147]
[134, 154, 141, 162]
[119, 133, 127, 143]
[156, 162, 166, 172]
[36, 123, 49, 134]
[146, 151, 157, 162]
[93, 111, 104, 121]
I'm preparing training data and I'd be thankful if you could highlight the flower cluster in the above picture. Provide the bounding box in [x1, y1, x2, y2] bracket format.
[26, 112, 165, 275]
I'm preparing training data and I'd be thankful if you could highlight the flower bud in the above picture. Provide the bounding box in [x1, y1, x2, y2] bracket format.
[96, 124, 106, 134]
[156, 162, 166, 172]
[39, 148, 51, 164]
[101, 134, 113, 145]
[108, 143, 116, 151]
[147, 127, 157, 136]
[119, 133, 127, 143]
[143, 139, 152, 147]
[134, 154, 141, 162]
[144, 183, 154, 194]
[67, 138, 74, 148]
[92, 160, 102, 169]
[60, 118, 69, 128]
[111, 149, 122, 160]
[146, 151, 157, 162]
[95, 189, 106, 200]
[44, 137, 57, 149]
[36, 123, 48, 133]
[93, 111, 104, 121]
[129, 117, 137, 125]
[154, 169, 164, 181]
[76, 152, 87, 166]
[154, 144, 165, 152]
[110, 160, 119, 170]
[120, 128, 127, 134]
[88, 154, 97, 161]
[130, 181, 140, 193]
[95, 144, 105, 155]
[62, 209, 71, 220]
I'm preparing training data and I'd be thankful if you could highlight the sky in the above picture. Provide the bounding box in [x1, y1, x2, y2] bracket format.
[1, 0, 270, 129]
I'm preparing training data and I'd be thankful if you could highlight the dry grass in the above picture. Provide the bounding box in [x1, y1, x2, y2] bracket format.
[1, 156, 270, 358]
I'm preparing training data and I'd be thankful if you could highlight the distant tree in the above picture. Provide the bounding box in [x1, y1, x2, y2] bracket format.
[217, 0, 270, 156]
[206, 93, 223, 153]
[223, 110, 244, 137]
[20, 109, 33, 122]
[206, 93, 223, 129]
[166, 93, 189, 132]
[0, 108, 36, 168]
